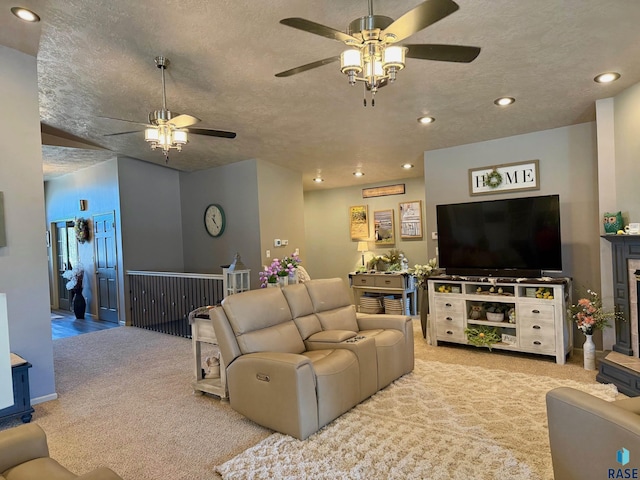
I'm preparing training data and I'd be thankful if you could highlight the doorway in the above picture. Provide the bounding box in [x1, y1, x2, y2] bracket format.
[54, 220, 77, 311]
[94, 212, 119, 323]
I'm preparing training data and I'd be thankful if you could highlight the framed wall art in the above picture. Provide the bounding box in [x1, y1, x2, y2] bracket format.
[349, 205, 369, 240]
[399, 200, 423, 239]
[374, 209, 395, 245]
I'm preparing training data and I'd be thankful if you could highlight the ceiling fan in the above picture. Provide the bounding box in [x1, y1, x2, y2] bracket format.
[102, 56, 236, 161]
[275, 0, 480, 106]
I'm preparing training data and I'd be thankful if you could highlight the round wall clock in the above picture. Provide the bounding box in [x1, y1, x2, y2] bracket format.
[204, 204, 225, 237]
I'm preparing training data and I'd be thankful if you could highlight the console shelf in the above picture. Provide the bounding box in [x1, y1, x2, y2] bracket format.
[427, 276, 572, 364]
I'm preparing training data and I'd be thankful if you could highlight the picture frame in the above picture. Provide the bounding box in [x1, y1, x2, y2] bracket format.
[374, 209, 395, 245]
[349, 205, 369, 240]
[399, 200, 423, 239]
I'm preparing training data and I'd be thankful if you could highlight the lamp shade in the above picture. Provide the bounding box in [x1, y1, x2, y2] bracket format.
[340, 49, 363, 73]
[357, 241, 369, 252]
[383, 46, 407, 70]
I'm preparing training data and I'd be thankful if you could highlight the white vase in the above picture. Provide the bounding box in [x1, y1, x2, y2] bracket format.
[583, 334, 596, 370]
[277, 276, 288, 287]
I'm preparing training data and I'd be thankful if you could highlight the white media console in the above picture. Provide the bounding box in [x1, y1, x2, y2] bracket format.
[427, 276, 572, 364]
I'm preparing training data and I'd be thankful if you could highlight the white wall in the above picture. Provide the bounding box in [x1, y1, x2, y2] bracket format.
[304, 177, 428, 281]
[0, 46, 55, 401]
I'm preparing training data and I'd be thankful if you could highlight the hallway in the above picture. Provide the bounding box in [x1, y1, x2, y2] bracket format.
[51, 310, 119, 340]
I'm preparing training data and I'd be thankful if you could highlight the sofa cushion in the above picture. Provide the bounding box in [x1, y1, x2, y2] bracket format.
[316, 305, 359, 332]
[282, 284, 314, 318]
[293, 314, 323, 340]
[237, 320, 305, 355]
[304, 278, 352, 312]
[222, 288, 305, 354]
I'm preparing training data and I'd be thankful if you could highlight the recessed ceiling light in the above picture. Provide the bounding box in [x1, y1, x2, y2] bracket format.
[11, 7, 40, 22]
[353, 171, 365, 177]
[417, 116, 435, 124]
[594, 72, 620, 84]
[494, 97, 515, 107]
[401, 163, 414, 169]
[313, 177, 324, 183]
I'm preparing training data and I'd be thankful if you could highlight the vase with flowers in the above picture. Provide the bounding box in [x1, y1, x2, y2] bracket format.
[569, 289, 622, 370]
[259, 253, 302, 288]
[408, 258, 439, 338]
[62, 263, 85, 319]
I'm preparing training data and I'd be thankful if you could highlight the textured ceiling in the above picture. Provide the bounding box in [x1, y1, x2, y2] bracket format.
[3, 0, 640, 189]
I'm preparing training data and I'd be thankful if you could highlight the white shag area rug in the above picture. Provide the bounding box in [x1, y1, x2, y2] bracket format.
[216, 358, 619, 479]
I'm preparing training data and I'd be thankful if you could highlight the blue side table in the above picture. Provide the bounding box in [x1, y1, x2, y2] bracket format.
[0, 353, 34, 423]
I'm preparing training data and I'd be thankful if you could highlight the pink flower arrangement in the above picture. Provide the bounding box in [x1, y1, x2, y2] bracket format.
[570, 289, 621, 335]
[259, 253, 301, 287]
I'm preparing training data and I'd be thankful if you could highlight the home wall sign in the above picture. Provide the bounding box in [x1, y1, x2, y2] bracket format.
[362, 183, 405, 198]
[469, 160, 540, 196]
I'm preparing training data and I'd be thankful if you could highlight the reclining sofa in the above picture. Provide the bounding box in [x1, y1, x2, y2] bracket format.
[210, 277, 414, 439]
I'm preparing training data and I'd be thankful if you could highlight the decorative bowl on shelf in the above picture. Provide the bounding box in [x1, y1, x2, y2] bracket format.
[486, 312, 505, 322]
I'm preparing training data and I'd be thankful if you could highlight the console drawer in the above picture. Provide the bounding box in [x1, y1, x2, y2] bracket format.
[351, 275, 375, 286]
[374, 275, 404, 288]
[436, 323, 467, 343]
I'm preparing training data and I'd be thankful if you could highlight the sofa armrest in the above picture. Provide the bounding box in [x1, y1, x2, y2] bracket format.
[0, 423, 49, 473]
[76, 467, 125, 480]
[227, 352, 319, 440]
[546, 387, 640, 480]
[307, 330, 356, 343]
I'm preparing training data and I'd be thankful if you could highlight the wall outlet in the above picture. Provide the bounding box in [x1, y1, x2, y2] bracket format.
[266, 250, 271, 258]
[274, 239, 281, 247]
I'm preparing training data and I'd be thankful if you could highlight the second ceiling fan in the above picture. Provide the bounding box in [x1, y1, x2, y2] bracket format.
[275, 0, 480, 106]
[103, 56, 236, 160]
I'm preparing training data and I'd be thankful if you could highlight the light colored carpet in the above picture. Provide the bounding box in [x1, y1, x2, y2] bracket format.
[216, 358, 619, 479]
[0, 319, 617, 479]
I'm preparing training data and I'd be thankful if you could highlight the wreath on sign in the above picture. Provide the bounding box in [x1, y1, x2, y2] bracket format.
[486, 169, 503, 189]
[74, 217, 90, 244]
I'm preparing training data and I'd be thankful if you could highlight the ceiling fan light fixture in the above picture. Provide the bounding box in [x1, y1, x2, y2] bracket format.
[382, 46, 407, 70]
[11, 7, 40, 22]
[594, 72, 620, 84]
[494, 97, 515, 107]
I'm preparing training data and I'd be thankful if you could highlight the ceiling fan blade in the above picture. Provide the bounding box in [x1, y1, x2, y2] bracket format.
[275, 56, 340, 78]
[98, 115, 148, 126]
[382, 0, 459, 43]
[186, 127, 236, 139]
[405, 44, 481, 63]
[168, 114, 200, 128]
[280, 18, 359, 44]
[103, 130, 143, 137]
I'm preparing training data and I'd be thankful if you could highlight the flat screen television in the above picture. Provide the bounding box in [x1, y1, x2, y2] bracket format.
[436, 194, 562, 277]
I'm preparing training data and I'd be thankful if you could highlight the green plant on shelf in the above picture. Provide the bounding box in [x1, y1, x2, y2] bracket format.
[464, 326, 502, 351]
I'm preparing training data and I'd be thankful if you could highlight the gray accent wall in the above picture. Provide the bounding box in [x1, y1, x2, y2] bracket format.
[180, 159, 262, 286]
[0, 46, 55, 400]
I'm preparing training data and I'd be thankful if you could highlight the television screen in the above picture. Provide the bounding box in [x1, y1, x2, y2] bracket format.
[436, 194, 562, 276]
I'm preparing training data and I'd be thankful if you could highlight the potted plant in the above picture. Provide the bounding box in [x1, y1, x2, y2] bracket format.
[464, 325, 502, 351]
[482, 302, 511, 322]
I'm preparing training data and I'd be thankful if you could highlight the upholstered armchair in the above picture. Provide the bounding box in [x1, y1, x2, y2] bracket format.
[546, 387, 640, 480]
[0, 423, 123, 480]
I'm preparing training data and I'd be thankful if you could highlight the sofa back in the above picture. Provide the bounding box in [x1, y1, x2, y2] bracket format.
[292, 278, 359, 335]
[220, 287, 305, 355]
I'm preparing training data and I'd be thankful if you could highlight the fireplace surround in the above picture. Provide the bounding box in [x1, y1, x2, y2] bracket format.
[596, 235, 640, 396]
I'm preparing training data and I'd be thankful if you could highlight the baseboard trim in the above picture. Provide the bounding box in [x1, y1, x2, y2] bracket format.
[31, 393, 58, 405]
